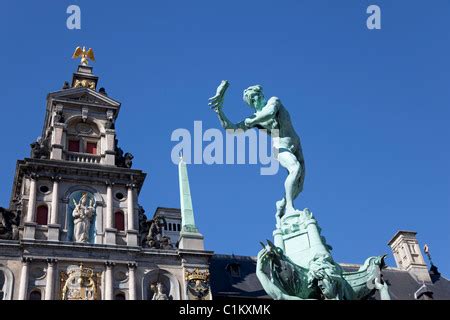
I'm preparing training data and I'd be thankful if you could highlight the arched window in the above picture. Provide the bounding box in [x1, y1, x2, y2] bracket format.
[36, 205, 48, 225]
[168, 223, 172, 231]
[115, 211, 125, 231]
[0, 267, 13, 300]
[115, 292, 126, 300]
[177, 224, 181, 232]
[0, 271, 5, 300]
[29, 290, 42, 300]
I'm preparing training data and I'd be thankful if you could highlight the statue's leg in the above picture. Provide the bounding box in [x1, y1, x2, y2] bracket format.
[277, 151, 303, 214]
[291, 175, 302, 203]
[291, 150, 305, 201]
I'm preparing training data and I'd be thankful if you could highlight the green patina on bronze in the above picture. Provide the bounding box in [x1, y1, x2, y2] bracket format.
[209, 81, 391, 300]
[179, 156, 199, 234]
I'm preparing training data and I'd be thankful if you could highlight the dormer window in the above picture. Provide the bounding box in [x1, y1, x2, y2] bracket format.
[226, 263, 241, 278]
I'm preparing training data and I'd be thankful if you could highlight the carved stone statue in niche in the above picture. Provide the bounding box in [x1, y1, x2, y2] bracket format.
[151, 282, 169, 300]
[72, 193, 95, 243]
[0, 207, 20, 240]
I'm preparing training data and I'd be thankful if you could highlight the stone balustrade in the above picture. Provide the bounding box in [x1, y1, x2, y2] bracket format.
[65, 151, 101, 164]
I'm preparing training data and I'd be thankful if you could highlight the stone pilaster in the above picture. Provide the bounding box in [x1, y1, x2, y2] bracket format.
[102, 129, 116, 165]
[50, 122, 65, 160]
[48, 176, 61, 241]
[26, 175, 37, 222]
[126, 183, 138, 246]
[128, 263, 137, 300]
[24, 174, 38, 240]
[104, 261, 115, 300]
[45, 259, 57, 300]
[18, 257, 32, 300]
[105, 182, 116, 245]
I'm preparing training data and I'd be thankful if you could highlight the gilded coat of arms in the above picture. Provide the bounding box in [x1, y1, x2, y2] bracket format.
[185, 268, 211, 300]
[60, 264, 101, 300]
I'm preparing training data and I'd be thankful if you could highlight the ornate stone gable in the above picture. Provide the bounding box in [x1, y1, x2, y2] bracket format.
[49, 88, 120, 109]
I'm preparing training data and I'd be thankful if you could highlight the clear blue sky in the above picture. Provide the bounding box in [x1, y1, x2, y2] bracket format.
[1, 1, 449, 276]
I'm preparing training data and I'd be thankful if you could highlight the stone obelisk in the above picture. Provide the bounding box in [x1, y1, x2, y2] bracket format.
[178, 156, 205, 250]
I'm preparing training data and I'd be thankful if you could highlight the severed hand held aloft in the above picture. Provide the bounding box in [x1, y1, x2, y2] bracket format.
[208, 80, 229, 113]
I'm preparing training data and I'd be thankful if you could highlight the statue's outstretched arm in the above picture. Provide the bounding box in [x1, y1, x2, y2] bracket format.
[215, 108, 247, 131]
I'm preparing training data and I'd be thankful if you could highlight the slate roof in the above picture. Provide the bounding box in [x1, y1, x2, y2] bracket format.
[210, 254, 450, 300]
[210, 254, 270, 300]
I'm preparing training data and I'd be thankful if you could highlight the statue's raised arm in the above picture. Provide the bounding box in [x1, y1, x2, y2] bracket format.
[208, 80, 247, 131]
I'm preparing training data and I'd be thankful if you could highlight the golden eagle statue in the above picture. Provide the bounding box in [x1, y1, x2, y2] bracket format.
[72, 46, 95, 66]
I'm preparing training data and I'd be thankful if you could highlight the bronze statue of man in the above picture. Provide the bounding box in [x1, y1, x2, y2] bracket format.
[209, 80, 305, 222]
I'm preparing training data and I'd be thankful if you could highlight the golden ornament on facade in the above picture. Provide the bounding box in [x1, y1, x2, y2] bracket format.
[72, 46, 95, 66]
[60, 263, 101, 300]
[73, 79, 96, 89]
[185, 268, 211, 300]
[185, 268, 210, 282]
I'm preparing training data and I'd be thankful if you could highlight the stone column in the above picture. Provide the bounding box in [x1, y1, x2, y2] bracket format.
[104, 261, 115, 300]
[45, 259, 57, 300]
[105, 182, 116, 245]
[127, 184, 135, 230]
[126, 183, 138, 246]
[26, 175, 37, 223]
[95, 204, 104, 244]
[128, 263, 137, 300]
[106, 183, 113, 229]
[18, 257, 32, 300]
[24, 175, 38, 240]
[48, 176, 61, 241]
[50, 179, 59, 224]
